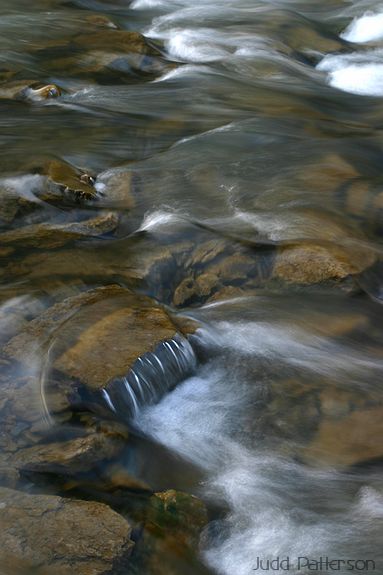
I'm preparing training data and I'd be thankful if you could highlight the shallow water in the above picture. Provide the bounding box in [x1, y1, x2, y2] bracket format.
[1, 0, 383, 574]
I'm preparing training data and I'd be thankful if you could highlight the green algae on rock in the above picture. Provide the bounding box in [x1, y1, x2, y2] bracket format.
[127, 489, 210, 575]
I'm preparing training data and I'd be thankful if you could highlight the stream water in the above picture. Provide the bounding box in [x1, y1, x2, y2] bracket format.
[1, 1, 383, 574]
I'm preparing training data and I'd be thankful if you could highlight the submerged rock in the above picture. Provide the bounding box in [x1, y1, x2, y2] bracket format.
[0, 486, 134, 575]
[273, 242, 372, 284]
[148, 489, 208, 546]
[38, 29, 171, 79]
[302, 404, 383, 467]
[0, 212, 118, 249]
[129, 489, 210, 575]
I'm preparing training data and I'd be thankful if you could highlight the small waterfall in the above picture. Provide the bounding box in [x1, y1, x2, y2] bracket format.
[101, 334, 197, 419]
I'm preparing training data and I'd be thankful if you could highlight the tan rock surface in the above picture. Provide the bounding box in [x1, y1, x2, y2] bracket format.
[0, 486, 134, 575]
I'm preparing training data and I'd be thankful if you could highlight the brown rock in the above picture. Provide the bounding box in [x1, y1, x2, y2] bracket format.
[41, 30, 168, 78]
[4, 286, 190, 390]
[0, 486, 134, 575]
[302, 406, 383, 467]
[41, 159, 97, 201]
[0, 81, 61, 102]
[274, 242, 374, 284]
[52, 295, 180, 390]
[13, 430, 125, 475]
[0, 213, 118, 249]
[173, 273, 220, 307]
[73, 30, 160, 55]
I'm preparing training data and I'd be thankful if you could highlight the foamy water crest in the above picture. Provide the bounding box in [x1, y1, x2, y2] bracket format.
[318, 10, 383, 95]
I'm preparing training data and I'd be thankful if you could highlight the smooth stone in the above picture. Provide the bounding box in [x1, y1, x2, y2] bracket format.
[13, 429, 126, 476]
[3, 286, 195, 418]
[51, 294, 184, 391]
[273, 241, 375, 284]
[294, 153, 360, 195]
[0, 486, 134, 575]
[0, 246, 138, 291]
[0, 213, 118, 250]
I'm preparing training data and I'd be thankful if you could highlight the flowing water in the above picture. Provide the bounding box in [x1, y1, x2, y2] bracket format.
[1, 0, 383, 574]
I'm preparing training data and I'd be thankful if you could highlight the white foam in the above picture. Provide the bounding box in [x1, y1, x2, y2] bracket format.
[317, 50, 383, 96]
[1, 174, 45, 203]
[134, 318, 382, 575]
[341, 11, 383, 43]
[130, 0, 167, 8]
[354, 486, 383, 518]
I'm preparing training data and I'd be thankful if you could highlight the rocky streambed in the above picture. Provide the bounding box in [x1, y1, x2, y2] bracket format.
[1, 0, 383, 574]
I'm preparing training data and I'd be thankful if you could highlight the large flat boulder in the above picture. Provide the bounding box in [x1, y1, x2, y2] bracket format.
[3, 286, 197, 418]
[0, 486, 134, 575]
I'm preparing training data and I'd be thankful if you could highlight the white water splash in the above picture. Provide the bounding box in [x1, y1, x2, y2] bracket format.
[318, 10, 383, 96]
[135, 323, 383, 575]
[341, 11, 383, 43]
[317, 50, 383, 96]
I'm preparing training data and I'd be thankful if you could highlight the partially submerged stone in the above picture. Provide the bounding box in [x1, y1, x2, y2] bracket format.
[4, 286, 197, 417]
[0, 80, 61, 102]
[13, 429, 126, 476]
[0, 486, 134, 575]
[40, 159, 98, 201]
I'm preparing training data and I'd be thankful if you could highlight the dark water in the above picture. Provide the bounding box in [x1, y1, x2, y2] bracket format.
[1, 0, 383, 574]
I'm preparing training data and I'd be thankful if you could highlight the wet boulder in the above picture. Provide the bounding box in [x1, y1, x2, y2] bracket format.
[3, 286, 198, 419]
[0, 486, 134, 575]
